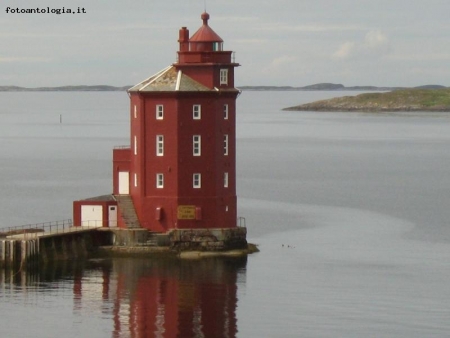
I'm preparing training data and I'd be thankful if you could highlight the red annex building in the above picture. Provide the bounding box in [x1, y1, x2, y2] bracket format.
[73, 12, 246, 249]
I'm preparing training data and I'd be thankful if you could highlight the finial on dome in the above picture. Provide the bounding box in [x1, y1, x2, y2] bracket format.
[201, 12, 210, 25]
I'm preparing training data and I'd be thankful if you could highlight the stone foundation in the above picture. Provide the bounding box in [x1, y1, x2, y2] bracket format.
[107, 227, 247, 252]
[168, 227, 247, 251]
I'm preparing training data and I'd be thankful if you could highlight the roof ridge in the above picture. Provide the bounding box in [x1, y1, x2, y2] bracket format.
[128, 65, 173, 92]
[128, 66, 213, 92]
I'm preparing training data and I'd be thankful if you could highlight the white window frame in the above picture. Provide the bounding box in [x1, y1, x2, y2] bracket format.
[193, 135, 201, 156]
[156, 135, 164, 156]
[193, 104, 201, 120]
[223, 104, 229, 120]
[224, 134, 229, 155]
[193, 173, 201, 189]
[220, 69, 228, 85]
[156, 173, 164, 188]
[156, 105, 164, 120]
[224, 172, 229, 188]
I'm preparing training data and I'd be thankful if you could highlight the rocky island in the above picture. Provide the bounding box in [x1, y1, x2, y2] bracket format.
[283, 88, 450, 112]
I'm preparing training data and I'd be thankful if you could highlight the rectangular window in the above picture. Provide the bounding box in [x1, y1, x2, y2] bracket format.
[156, 173, 164, 188]
[156, 105, 164, 120]
[193, 135, 201, 156]
[224, 134, 229, 155]
[156, 135, 164, 156]
[193, 104, 201, 120]
[134, 173, 138, 187]
[224, 172, 229, 188]
[134, 105, 137, 119]
[134, 135, 137, 155]
[220, 69, 228, 85]
[223, 104, 229, 120]
[193, 173, 201, 188]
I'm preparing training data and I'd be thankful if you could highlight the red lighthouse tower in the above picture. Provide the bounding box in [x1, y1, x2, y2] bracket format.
[74, 12, 246, 250]
[125, 11, 240, 232]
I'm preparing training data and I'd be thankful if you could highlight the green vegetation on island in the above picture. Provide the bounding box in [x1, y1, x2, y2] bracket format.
[239, 83, 447, 91]
[283, 88, 450, 112]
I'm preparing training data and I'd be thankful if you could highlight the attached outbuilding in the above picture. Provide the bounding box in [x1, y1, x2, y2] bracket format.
[73, 195, 118, 228]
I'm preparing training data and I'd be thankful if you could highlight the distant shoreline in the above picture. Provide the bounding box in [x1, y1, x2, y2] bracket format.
[0, 85, 132, 92]
[0, 83, 448, 92]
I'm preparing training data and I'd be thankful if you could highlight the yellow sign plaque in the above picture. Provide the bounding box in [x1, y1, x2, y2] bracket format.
[177, 205, 196, 220]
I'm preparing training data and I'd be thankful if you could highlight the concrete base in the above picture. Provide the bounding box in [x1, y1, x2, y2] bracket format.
[108, 228, 153, 246]
[97, 242, 258, 259]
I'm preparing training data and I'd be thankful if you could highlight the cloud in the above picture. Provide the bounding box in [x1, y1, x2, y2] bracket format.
[260, 55, 298, 76]
[258, 23, 363, 33]
[363, 30, 389, 49]
[332, 30, 391, 60]
[0, 57, 52, 63]
[269, 55, 297, 68]
[103, 23, 162, 32]
[215, 16, 260, 23]
[387, 53, 450, 61]
[332, 42, 356, 59]
[233, 38, 268, 45]
[0, 32, 84, 38]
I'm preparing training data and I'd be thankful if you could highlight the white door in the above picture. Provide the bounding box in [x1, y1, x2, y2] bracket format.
[108, 206, 118, 228]
[118, 171, 130, 194]
[81, 205, 103, 227]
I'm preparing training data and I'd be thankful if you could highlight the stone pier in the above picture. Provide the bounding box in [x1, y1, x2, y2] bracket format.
[1, 226, 251, 266]
[0, 239, 39, 268]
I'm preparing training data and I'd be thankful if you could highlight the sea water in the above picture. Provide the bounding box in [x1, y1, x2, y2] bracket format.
[1, 91, 450, 337]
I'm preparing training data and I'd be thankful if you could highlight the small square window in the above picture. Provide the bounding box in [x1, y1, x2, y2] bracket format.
[193, 173, 201, 188]
[223, 104, 229, 120]
[193, 105, 201, 120]
[156, 173, 164, 188]
[156, 105, 164, 120]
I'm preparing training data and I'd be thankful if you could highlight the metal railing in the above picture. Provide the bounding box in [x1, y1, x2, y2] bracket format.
[0, 219, 102, 240]
[114, 145, 130, 149]
[237, 217, 246, 228]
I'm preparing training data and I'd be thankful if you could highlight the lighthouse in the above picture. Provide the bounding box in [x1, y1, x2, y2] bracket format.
[73, 12, 246, 250]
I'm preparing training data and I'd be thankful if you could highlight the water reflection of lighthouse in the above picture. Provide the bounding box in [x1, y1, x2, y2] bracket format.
[73, 257, 246, 338]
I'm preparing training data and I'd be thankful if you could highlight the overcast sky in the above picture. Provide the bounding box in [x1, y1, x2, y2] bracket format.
[1, 0, 449, 87]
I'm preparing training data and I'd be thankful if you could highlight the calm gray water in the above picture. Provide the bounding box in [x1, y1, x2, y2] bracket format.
[1, 91, 450, 337]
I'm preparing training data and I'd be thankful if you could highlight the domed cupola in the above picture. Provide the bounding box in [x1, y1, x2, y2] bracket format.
[189, 12, 224, 52]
